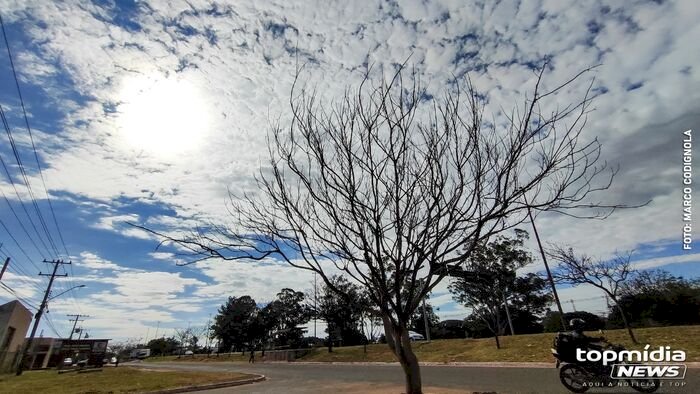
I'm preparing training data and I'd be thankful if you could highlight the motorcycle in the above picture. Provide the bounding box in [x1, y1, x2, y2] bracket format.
[551, 333, 660, 393]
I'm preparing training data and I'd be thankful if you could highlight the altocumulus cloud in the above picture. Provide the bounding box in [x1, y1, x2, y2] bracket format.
[0, 0, 697, 338]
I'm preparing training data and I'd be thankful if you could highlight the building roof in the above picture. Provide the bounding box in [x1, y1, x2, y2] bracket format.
[0, 299, 32, 317]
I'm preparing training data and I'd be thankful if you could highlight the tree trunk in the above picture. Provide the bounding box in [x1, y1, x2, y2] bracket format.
[614, 300, 637, 344]
[493, 312, 501, 349]
[327, 324, 334, 353]
[382, 316, 423, 394]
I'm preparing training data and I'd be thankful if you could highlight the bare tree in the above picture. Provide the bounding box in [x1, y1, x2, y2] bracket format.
[548, 246, 638, 343]
[135, 62, 624, 394]
[173, 326, 206, 356]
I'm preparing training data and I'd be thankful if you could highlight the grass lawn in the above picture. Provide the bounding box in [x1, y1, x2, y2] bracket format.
[145, 353, 249, 363]
[301, 325, 700, 363]
[143, 326, 699, 365]
[0, 366, 254, 394]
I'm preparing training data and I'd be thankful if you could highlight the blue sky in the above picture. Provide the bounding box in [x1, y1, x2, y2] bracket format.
[0, 0, 698, 341]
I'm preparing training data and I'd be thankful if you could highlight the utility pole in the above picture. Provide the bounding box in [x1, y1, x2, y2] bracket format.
[16, 259, 70, 375]
[313, 273, 317, 338]
[421, 298, 431, 343]
[204, 315, 212, 357]
[0, 257, 9, 280]
[570, 300, 577, 312]
[64, 314, 87, 370]
[67, 314, 89, 340]
[502, 291, 515, 335]
[526, 203, 567, 330]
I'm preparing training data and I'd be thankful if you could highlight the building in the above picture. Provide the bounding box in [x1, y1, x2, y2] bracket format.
[57, 338, 111, 367]
[0, 300, 32, 372]
[27, 337, 61, 369]
[22, 338, 111, 369]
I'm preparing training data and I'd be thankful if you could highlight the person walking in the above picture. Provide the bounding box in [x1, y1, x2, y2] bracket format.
[248, 343, 255, 363]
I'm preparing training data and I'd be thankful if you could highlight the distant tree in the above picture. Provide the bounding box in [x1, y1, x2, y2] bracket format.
[432, 320, 467, 339]
[506, 273, 552, 333]
[268, 288, 312, 348]
[542, 311, 606, 332]
[408, 301, 439, 338]
[253, 302, 280, 355]
[314, 276, 368, 352]
[188, 326, 208, 352]
[147, 337, 179, 356]
[211, 296, 259, 352]
[449, 230, 550, 348]
[608, 270, 700, 327]
[549, 247, 638, 343]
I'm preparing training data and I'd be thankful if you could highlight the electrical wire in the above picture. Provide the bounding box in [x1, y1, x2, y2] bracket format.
[0, 218, 37, 265]
[0, 281, 39, 310]
[0, 13, 69, 258]
[0, 13, 82, 317]
[0, 105, 59, 257]
[0, 188, 47, 261]
[0, 151, 53, 261]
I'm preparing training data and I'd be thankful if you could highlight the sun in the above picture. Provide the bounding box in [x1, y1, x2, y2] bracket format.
[117, 73, 210, 158]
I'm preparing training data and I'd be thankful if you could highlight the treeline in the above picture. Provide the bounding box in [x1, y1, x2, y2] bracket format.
[207, 230, 699, 352]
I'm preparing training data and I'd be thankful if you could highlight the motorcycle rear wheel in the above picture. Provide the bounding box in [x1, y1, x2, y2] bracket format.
[559, 364, 590, 393]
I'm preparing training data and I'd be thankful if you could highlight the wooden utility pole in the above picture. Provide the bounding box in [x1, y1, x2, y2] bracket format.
[570, 300, 577, 312]
[67, 314, 89, 340]
[0, 257, 9, 280]
[526, 205, 567, 330]
[502, 291, 515, 335]
[16, 259, 70, 375]
[422, 298, 431, 342]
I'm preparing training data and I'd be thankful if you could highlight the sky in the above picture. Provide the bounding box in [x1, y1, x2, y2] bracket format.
[0, 0, 698, 343]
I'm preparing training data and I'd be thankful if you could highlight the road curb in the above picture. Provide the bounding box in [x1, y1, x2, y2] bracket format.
[145, 374, 266, 394]
[268, 360, 700, 369]
[283, 361, 554, 368]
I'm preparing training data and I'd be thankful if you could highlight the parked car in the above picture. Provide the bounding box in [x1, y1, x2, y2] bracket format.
[408, 331, 425, 341]
[63, 357, 73, 366]
[184, 350, 193, 355]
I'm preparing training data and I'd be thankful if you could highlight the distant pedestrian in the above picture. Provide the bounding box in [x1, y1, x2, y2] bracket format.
[115, 358, 119, 367]
[248, 344, 255, 363]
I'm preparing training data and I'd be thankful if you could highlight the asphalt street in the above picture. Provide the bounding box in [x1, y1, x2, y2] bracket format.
[135, 362, 698, 394]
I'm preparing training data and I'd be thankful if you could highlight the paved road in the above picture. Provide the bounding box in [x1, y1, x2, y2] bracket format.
[135, 362, 698, 394]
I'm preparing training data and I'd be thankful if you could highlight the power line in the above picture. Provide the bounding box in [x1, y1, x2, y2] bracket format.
[0, 243, 48, 291]
[0, 281, 39, 310]
[0, 188, 47, 260]
[0, 13, 69, 258]
[43, 314, 63, 338]
[0, 218, 37, 265]
[0, 152, 53, 260]
[0, 105, 59, 257]
[0, 14, 82, 325]
[0, 13, 80, 317]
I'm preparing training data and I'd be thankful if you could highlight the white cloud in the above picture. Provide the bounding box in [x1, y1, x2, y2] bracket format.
[91, 214, 139, 231]
[78, 251, 126, 271]
[0, 0, 698, 339]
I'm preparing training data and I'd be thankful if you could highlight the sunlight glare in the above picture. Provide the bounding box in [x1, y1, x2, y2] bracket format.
[118, 74, 210, 157]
